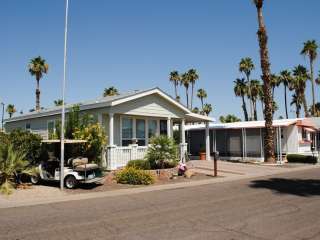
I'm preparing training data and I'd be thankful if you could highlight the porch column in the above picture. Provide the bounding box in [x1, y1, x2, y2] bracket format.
[109, 113, 114, 146]
[167, 117, 171, 138]
[180, 119, 187, 163]
[205, 121, 211, 161]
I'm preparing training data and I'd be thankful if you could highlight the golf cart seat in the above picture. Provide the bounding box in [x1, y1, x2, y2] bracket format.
[74, 163, 99, 171]
[68, 157, 88, 167]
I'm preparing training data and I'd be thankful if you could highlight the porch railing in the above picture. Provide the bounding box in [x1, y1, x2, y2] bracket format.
[104, 145, 148, 170]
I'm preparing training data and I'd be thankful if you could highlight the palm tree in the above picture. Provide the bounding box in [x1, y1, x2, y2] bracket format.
[290, 93, 302, 118]
[197, 88, 207, 110]
[181, 72, 190, 108]
[202, 103, 212, 116]
[239, 57, 255, 119]
[54, 99, 63, 106]
[28, 56, 49, 111]
[219, 114, 241, 123]
[234, 78, 249, 121]
[316, 71, 320, 85]
[192, 107, 199, 114]
[278, 70, 293, 119]
[301, 40, 318, 115]
[270, 74, 280, 97]
[252, 0, 274, 162]
[169, 71, 181, 100]
[103, 86, 119, 97]
[6, 104, 16, 118]
[188, 69, 199, 109]
[258, 83, 265, 118]
[248, 80, 261, 120]
[292, 65, 310, 117]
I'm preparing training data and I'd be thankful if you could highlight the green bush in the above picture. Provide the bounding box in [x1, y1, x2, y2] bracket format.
[146, 135, 178, 169]
[115, 167, 155, 185]
[4, 130, 42, 165]
[287, 154, 318, 164]
[127, 159, 151, 170]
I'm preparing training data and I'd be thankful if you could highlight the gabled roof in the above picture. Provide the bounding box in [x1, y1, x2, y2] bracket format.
[5, 87, 213, 123]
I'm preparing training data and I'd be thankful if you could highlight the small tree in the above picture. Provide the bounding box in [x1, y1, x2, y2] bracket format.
[6, 104, 16, 118]
[146, 135, 178, 169]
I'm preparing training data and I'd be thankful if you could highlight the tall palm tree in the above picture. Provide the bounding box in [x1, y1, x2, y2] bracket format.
[301, 40, 318, 115]
[28, 56, 49, 111]
[103, 86, 119, 97]
[258, 83, 265, 118]
[270, 74, 280, 97]
[188, 69, 199, 109]
[234, 78, 249, 121]
[292, 65, 310, 117]
[202, 103, 212, 116]
[253, 0, 274, 162]
[197, 88, 207, 110]
[169, 71, 181, 100]
[248, 80, 261, 120]
[290, 93, 302, 118]
[54, 99, 63, 106]
[6, 104, 16, 118]
[181, 72, 190, 108]
[239, 57, 255, 119]
[278, 70, 293, 119]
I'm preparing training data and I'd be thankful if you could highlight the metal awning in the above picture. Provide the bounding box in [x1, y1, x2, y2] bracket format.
[304, 127, 316, 133]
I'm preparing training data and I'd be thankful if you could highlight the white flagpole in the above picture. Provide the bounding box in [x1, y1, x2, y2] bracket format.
[60, 0, 69, 190]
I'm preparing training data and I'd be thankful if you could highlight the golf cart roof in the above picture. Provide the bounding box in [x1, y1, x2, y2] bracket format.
[41, 139, 87, 144]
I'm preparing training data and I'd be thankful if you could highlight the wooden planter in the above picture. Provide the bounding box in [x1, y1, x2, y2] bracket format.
[199, 152, 206, 160]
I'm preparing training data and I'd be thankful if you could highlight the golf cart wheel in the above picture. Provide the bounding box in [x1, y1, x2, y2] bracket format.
[30, 175, 40, 185]
[64, 175, 78, 189]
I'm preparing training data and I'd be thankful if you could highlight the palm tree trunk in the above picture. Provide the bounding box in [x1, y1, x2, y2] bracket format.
[241, 95, 249, 121]
[201, 98, 204, 110]
[253, 100, 258, 120]
[255, 1, 275, 162]
[174, 83, 178, 99]
[36, 78, 40, 111]
[284, 86, 288, 119]
[302, 93, 309, 117]
[296, 104, 300, 118]
[246, 75, 253, 120]
[310, 58, 315, 116]
[185, 87, 189, 109]
[190, 83, 194, 109]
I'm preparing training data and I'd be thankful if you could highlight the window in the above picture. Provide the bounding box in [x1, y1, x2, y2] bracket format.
[122, 118, 133, 146]
[148, 120, 157, 139]
[160, 120, 167, 135]
[136, 119, 146, 146]
[25, 123, 31, 131]
[47, 121, 55, 139]
[302, 128, 307, 140]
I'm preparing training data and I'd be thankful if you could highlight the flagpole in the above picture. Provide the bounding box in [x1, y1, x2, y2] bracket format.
[60, 0, 69, 190]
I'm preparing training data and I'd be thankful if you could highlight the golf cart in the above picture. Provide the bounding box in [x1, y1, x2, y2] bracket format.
[30, 139, 104, 189]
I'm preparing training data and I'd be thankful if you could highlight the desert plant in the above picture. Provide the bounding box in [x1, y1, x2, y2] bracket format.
[145, 135, 178, 169]
[115, 167, 155, 185]
[127, 159, 151, 170]
[0, 144, 31, 195]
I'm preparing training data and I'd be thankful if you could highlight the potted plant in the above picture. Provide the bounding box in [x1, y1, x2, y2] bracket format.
[199, 145, 206, 160]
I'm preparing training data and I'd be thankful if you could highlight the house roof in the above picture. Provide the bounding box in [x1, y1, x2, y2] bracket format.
[5, 87, 213, 123]
[185, 118, 318, 131]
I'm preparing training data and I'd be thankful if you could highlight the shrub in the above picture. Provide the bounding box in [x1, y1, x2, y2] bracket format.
[7, 130, 42, 165]
[127, 159, 151, 170]
[115, 167, 155, 185]
[146, 135, 178, 169]
[287, 154, 318, 164]
[0, 143, 32, 195]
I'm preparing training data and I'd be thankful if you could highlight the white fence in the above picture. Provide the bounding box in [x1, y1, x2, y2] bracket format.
[104, 144, 148, 170]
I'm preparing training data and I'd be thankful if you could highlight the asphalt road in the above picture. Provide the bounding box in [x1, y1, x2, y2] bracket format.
[1, 168, 320, 240]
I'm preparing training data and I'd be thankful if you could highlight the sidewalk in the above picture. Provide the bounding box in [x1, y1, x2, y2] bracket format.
[0, 162, 319, 209]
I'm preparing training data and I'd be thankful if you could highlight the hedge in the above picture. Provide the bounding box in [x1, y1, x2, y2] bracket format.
[115, 167, 155, 185]
[287, 154, 318, 164]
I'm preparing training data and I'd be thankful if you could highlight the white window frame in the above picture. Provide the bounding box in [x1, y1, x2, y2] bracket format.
[120, 116, 133, 146]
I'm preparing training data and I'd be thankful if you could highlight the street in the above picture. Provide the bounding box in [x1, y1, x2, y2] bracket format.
[1, 168, 320, 240]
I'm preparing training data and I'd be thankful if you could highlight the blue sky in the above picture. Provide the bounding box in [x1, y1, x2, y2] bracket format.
[1, 0, 320, 120]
